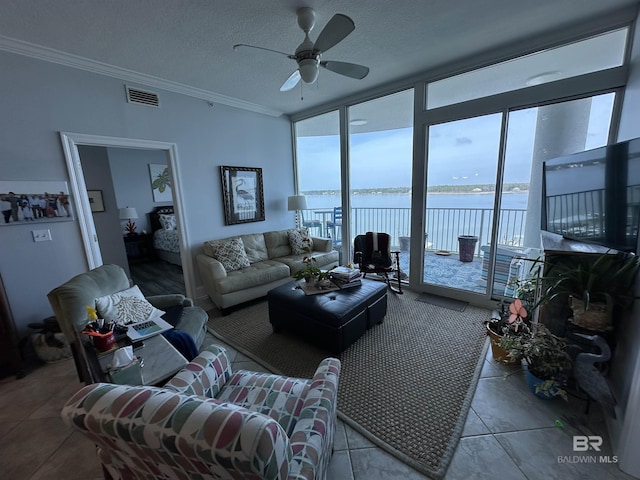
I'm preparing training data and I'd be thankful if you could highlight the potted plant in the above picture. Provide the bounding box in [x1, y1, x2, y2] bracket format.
[484, 298, 529, 364]
[538, 252, 640, 332]
[292, 247, 321, 283]
[316, 270, 333, 288]
[499, 323, 573, 400]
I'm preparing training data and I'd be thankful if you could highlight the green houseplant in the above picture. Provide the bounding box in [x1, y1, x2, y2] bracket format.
[499, 323, 572, 400]
[292, 242, 321, 282]
[485, 298, 530, 363]
[538, 252, 640, 331]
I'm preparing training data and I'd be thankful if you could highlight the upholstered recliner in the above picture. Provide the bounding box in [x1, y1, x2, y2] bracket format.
[47, 264, 208, 384]
[61, 345, 341, 480]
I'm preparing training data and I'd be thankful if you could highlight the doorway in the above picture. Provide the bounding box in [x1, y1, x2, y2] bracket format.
[59, 132, 196, 299]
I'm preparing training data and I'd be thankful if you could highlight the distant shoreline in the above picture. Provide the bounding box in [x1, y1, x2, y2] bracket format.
[303, 184, 530, 196]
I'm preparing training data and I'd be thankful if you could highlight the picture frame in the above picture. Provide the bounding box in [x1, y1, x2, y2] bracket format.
[0, 181, 75, 226]
[220, 166, 265, 225]
[87, 190, 105, 212]
[149, 164, 172, 203]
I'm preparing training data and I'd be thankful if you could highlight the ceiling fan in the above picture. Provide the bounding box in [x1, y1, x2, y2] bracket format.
[233, 7, 369, 92]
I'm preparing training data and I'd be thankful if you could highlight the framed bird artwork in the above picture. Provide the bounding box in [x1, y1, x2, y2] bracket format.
[220, 166, 265, 225]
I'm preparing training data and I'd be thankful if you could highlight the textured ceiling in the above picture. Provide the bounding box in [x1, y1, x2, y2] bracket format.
[0, 0, 638, 117]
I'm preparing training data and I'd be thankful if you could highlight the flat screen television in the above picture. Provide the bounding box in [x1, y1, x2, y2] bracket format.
[542, 137, 640, 253]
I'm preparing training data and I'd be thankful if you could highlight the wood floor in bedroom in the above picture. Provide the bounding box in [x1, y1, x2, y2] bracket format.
[129, 259, 186, 296]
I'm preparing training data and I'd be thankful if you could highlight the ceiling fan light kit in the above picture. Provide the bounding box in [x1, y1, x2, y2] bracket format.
[234, 7, 369, 93]
[299, 58, 320, 83]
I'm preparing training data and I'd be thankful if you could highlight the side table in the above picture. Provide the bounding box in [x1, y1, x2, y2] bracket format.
[97, 334, 187, 386]
[123, 233, 155, 263]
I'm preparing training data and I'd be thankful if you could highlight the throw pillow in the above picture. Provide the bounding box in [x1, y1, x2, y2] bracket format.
[158, 213, 176, 230]
[288, 228, 313, 255]
[205, 237, 251, 272]
[95, 285, 165, 326]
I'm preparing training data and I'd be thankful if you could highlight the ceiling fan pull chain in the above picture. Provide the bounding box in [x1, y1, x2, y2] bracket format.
[300, 80, 304, 101]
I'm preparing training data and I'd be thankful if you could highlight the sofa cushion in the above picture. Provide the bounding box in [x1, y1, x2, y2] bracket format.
[264, 230, 292, 259]
[214, 260, 291, 295]
[287, 228, 313, 255]
[240, 233, 269, 263]
[95, 285, 165, 325]
[277, 250, 340, 275]
[204, 237, 251, 272]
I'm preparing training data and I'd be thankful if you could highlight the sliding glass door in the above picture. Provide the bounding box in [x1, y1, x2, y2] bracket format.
[424, 114, 503, 293]
[420, 93, 616, 298]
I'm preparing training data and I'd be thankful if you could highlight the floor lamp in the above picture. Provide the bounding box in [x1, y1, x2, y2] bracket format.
[287, 195, 307, 228]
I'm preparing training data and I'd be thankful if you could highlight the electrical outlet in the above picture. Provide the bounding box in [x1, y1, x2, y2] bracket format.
[32, 229, 52, 242]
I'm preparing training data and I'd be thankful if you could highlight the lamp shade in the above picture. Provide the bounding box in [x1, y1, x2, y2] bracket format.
[118, 207, 138, 220]
[287, 195, 308, 211]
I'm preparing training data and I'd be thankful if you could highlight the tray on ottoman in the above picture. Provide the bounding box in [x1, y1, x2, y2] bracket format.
[267, 278, 387, 353]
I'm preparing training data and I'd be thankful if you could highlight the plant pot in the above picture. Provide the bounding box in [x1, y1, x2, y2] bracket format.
[458, 235, 478, 262]
[525, 369, 563, 400]
[568, 297, 611, 332]
[485, 323, 519, 364]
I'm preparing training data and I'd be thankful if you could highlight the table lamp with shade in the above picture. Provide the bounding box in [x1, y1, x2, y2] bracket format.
[118, 207, 138, 236]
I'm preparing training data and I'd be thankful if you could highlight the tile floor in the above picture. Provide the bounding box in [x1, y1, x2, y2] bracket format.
[0, 331, 635, 480]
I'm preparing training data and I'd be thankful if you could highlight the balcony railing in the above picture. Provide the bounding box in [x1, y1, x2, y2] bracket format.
[304, 207, 527, 254]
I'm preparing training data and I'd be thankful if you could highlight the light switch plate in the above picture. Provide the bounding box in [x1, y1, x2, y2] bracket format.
[32, 229, 52, 242]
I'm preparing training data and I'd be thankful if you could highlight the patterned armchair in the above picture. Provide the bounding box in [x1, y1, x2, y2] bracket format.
[61, 345, 341, 480]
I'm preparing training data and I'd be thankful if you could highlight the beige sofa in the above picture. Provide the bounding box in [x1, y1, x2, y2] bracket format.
[197, 229, 339, 311]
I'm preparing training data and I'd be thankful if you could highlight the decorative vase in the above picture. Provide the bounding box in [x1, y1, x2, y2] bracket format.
[568, 297, 611, 332]
[485, 323, 519, 364]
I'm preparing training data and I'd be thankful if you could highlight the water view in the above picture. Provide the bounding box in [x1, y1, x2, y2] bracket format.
[303, 190, 530, 252]
[304, 191, 529, 210]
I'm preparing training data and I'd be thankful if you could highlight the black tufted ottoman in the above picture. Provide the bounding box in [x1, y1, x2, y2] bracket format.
[267, 278, 387, 353]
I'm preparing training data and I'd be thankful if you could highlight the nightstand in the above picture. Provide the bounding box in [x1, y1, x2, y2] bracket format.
[123, 233, 155, 263]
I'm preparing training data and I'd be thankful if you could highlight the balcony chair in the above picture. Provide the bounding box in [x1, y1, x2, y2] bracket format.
[47, 264, 208, 384]
[326, 206, 342, 246]
[61, 344, 341, 480]
[354, 232, 403, 294]
[301, 211, 323, 236]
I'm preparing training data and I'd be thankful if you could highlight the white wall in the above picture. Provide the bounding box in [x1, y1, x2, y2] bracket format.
[0, 50, 294, 338]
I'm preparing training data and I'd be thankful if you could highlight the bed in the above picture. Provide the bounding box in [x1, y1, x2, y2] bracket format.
[149, 206, 182, 266]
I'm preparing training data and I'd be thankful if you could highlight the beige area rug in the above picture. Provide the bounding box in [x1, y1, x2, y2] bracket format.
[207, 288, 489, 479]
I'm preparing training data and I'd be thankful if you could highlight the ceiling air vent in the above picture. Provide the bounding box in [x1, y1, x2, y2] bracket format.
[125, 86, 160, 107]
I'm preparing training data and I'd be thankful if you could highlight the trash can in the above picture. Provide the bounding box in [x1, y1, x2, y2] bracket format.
[458, 235, 478, 262]
[399, 236, 410, 252]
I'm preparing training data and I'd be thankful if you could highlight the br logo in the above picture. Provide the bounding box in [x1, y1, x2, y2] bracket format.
[573, 435, 603, 452]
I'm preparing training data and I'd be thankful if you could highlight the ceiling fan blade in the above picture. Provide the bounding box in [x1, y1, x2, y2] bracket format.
[233, 43, 295, 59]
[280, 70, 301, 91]
[320, 60, 369, 79]
[313, 14, 355, 53]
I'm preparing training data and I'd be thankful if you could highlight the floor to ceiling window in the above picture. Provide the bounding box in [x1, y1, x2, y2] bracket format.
[293, 111, 341, 246]
[347, 89, 414, 264]
[414, 27, 627, 302]
[293, 24, 629, 302]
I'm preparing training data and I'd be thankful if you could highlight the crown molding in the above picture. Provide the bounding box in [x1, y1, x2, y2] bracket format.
[0, 35, 283, 117]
